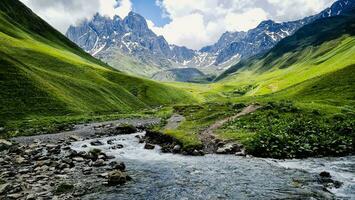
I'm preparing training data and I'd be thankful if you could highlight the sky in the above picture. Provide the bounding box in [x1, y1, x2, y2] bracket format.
[20, 0, 336, 50]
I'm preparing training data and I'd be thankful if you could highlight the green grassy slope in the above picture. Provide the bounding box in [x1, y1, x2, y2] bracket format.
[157, 13, 355, 157]
[0, 0, 196, 134]
[97, 48, 162, 77]
[215, 13, 355, 98]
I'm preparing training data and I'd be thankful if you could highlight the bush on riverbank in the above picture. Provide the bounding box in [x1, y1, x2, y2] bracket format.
[220, 101, 354, 158]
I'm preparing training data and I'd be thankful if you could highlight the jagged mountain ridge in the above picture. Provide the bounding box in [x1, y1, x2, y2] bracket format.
[203, 0, 355, 65]
[66, 0, 355, 78]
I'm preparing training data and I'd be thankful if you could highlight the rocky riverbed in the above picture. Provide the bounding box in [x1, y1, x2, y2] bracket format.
[0, 119, 159, 199]
[1, 118, 354, 200]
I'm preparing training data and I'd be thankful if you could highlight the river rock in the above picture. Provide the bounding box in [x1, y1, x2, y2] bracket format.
[26, 193, 36, 200]
[172, 145, 181, 153]
[15, 156, 26, 164]
[216, 143, 241, 154]
[235, 149, 246, 157]
[109, 161, 126, 171]
[0, 183, 11, 194]
[319, 171, 331, 178]
[144, 143, 155, 150]
[7, 193, 23, 199]
[107, 139, 116, 145]
[0, 139, 13, 151]
[93, 159, 106, 167]
[82, 167, 93, 175]
[69, 135, 81, 141]
[107, 170, 131, 185]
[72, 157, 85, 162]
[90, 140, 104, 146]
[110, 144, 124, 150]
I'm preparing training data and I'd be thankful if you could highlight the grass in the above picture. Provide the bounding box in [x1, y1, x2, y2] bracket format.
[0, 0, 197, 137]
[217, 102, 354, 158]
[152, 14, 355, 157]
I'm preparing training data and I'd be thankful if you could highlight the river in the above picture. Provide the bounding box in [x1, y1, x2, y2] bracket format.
[70, 132, 355, 200]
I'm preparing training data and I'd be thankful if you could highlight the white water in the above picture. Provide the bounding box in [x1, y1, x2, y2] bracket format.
[71, 132, 355, 200]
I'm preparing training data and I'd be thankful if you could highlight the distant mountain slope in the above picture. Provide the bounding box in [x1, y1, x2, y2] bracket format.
[152, 68, 209, 83]
[66, 0, 354, 78]
[215, 12, 355, 98]
[0, 0, 196, 124]
[66, 12, 197, 76]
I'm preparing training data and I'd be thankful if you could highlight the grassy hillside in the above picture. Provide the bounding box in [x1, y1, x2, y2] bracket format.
[96, 48, 162, 77]
[156, 13, 355, 158]
[215, 13, 355, 98]
[0, 0, 196, 136]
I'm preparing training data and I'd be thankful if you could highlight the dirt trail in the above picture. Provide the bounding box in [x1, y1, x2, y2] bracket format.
[164, 114, 185, 130]
[200, 105, 261, 153]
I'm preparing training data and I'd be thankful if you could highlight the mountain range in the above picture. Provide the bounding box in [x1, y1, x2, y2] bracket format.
[66, 0, 355, 80]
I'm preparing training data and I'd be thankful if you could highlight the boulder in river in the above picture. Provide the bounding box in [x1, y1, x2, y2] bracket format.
[90, 140, 104, 146]
[107, 170, 131, 186]
[109, 161, 126, 171]
[173, 145, 181, 153]
[69, 135, 81, 142]
[144, 143, 155, 150]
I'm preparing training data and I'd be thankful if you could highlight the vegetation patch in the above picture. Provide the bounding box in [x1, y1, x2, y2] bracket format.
[218, 101, 354, 158]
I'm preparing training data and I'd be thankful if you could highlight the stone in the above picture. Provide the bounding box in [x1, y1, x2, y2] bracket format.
[107, 170, 131, 185]
[15, 156, 26, 164]
[73, 157, 85, 162]
[107, 139, 116, 145]
[192, 149, 205, 156]
[235, 149, 246, 157]
[319, 171, 331, 178]
[81, 144, 88, 148]
[173, 145, 181, 153]
[0, 183, 11, 194]
[98, 173, 108, 178]
[82, 167, 92, 175]
[109, 161, 126, 171]
[90, 140, 104, 146]
[216, 143, 241, 154]
[26, 194, 36, 200]
[0, 139, 13, 151]
[69, 135, 81, 141]
[93, 159, 106, 167]
[144, 143, 155, 150]
[7, 193, 23, 199]
[110, 144, 124, 150]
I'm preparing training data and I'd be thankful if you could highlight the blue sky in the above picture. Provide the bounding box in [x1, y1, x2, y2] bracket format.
[131, 0, 170, 27]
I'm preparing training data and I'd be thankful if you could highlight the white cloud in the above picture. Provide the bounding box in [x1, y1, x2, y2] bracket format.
[115, 0, 132, 19]
[19, 0, 132, 33]
[152, 0, 335, 49]
[20, 0, 336, 49]
[267, 0, 335, 21]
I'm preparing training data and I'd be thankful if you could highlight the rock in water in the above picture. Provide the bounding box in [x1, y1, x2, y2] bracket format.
[109, 161, 126, 171]
[90, 140, 104, 146]
[319, 171, 331, 178]
[108, 170, 131, 185]
[173, 145, 181, 153]
[144, 143, 155, 150]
